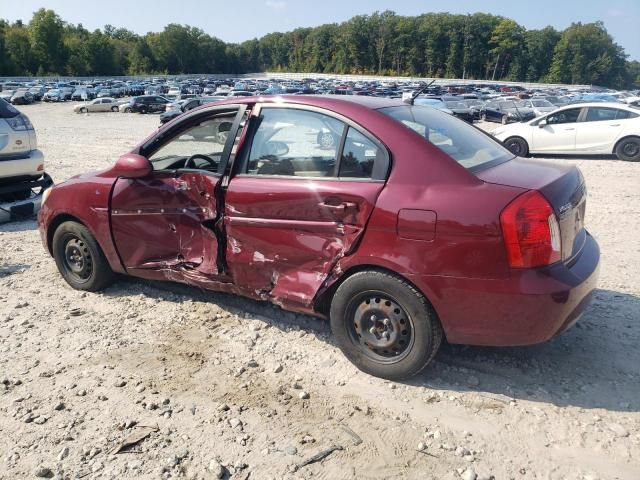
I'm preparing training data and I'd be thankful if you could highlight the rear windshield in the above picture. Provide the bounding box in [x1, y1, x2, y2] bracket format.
[379, 105, 513, 170]
[0, 98, 19, 118]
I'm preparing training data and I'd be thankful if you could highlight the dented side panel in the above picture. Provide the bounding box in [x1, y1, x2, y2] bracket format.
[223, 176, 384, 311]
[111, 172, 220, 275]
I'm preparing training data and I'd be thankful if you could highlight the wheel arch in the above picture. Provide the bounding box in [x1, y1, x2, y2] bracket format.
[46, 213, 102, 256]
[612, 135, 640, 155]
[314, 264, 445, 335]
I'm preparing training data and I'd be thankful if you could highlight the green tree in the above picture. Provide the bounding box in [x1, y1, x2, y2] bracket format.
[29, 9, 67, 74]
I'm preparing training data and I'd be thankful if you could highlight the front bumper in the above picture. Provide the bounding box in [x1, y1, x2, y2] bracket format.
[410, 232, 600, 346]
[0, 173, 54, 223]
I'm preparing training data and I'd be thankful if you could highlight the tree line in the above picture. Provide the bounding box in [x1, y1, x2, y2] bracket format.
[1, 9, 639, 88]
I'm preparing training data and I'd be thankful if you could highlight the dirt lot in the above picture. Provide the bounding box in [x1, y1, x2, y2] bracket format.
[1, 102, 639, 480]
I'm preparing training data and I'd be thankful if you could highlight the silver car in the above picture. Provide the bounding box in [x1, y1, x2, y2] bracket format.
[0, 99, 51, 222]
[517, 99, 557, 117]
[73, 97, 123, 113]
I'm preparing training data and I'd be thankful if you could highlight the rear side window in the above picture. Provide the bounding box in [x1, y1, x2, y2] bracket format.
[246, 108, 345, 177]
[340, 128, 381, 178]
[380, 105, 512, 170]
[585, 107, 619, 122]
[0, 98, 19, 118]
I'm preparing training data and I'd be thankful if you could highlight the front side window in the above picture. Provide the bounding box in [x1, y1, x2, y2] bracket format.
[380, 105, 512, 170]
[546, 108, 581, 125]
[246, 108, 345, 177]
[148, 111, 239, 172]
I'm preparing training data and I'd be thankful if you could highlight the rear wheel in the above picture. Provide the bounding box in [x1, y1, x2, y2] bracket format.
[503, 136, 529, 157]
[330, 270, 443, 380]
[138, 106, 148, 114]
[80, 107, 87, 114]
[111, 106, 119, 112]
[615, 137, 640, 162]
[52, 221, 115, 291]
[124, 107, 132, 113]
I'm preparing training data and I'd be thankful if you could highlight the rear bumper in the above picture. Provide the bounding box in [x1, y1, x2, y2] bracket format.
[0, 149, 44, 179]
[0, 173, 53, 223]
[410, 232, 600, 346]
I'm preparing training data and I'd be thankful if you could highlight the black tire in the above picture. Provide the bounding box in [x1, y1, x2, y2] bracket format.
[330, 270, 443, 380]
[80, 107, 87, 114]
[503, 136, 529, 157]
[111, 106, 119, 112]
[52, 221, 115, 291]
[615, 137, 640, 162]
[139, 106, 148, 114]
[124, 107, 132, 113]
[501, 115, 508, 125]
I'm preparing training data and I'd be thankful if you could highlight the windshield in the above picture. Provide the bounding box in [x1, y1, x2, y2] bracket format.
[498, 101, 516, 109]
[379, 105, 513, 170]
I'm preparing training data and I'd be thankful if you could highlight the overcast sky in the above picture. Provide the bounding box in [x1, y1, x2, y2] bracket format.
[3, 0, 639, 60]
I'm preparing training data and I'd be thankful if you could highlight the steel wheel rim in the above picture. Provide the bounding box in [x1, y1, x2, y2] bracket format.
[507, 140, 523, 155]
[319, 132, 335, 149]
[346, 292, 415, 364]
[622, 141, 639, 157]
[61, 234, 93, 282]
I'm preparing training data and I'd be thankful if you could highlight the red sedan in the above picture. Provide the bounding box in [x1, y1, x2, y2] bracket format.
[38, 96, 600, 380]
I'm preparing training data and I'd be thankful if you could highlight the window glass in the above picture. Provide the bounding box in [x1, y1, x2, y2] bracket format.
[585, 107, 618, 122]
[546, 108, 581, 125]
[340, 128, 380, 178]
[380, 105, 512, 170]
[615, 109, 636, 120]
[149, 112, 238, 172]
[247, 108, 345, 177]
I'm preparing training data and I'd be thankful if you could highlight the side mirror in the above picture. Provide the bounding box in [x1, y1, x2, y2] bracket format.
[112, 153, 152, 179]
[538, 119, 548, 128]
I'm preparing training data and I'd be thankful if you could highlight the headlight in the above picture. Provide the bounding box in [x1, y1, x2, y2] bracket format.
[41, 187, 53, 205]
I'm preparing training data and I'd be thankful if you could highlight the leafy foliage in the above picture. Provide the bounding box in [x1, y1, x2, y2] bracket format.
[0, 9, 636, 88]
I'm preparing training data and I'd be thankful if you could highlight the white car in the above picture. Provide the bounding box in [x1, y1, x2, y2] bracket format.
[493, 102, 640, 162]
[73, 98, 123, 113]
[0, 99, 52, 223]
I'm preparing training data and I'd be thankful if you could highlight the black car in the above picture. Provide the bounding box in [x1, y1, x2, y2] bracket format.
[10, 91, 35, 105]
[159, 96, 226, 124]
[123, 95, 170, 114]
[480, 100, 536, 124]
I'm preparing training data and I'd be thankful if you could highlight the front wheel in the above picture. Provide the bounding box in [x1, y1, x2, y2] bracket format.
[111, 106, 119, 112]
[52, 221, 115, 291]
[80, 107, 87, 114]
[330, 270, 443, 380]
[615, 137, 640, 162]
[503, 136, 529, 157]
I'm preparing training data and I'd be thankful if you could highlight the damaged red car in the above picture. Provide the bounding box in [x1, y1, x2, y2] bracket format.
[38, 96, 600, 380]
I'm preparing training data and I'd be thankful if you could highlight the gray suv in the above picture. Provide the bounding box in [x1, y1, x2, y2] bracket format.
[0, 99, 52, 221]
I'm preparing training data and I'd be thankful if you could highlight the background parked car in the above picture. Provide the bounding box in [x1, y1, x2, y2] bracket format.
[10, 90, 35, 105]
[517, 99, 557, 117]
[493, 102, 640, 161]
[73, 98, 124, 113]
[444, 100, 475, 123]
[481, 100, 536, 124]
[120, 95, 170, 113]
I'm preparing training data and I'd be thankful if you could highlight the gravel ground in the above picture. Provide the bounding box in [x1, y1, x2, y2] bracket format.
[1, 102, 639, 480]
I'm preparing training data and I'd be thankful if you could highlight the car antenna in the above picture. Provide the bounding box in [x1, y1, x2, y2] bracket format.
[406, 79, 436, 106]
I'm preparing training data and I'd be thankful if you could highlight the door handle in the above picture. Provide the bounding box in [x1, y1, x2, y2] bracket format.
[609, 124, 621, 127]
[564, 128, 575, 131]
[320, 201, 358, 214]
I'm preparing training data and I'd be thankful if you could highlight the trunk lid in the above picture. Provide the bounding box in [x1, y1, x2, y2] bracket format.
[477, 158, 587, 263]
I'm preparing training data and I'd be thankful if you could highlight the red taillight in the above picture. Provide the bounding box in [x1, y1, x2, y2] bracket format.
[500, 191, 561, 268]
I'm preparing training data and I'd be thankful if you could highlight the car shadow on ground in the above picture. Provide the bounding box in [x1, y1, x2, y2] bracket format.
[103, 279, 639, 413]
[0, 263, 31, 278]
[0, 218, 39, 233]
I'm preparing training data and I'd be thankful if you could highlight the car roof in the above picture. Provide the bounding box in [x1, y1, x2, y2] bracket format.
[203, 94, 406, 111]
[560, 102, 636, 110]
